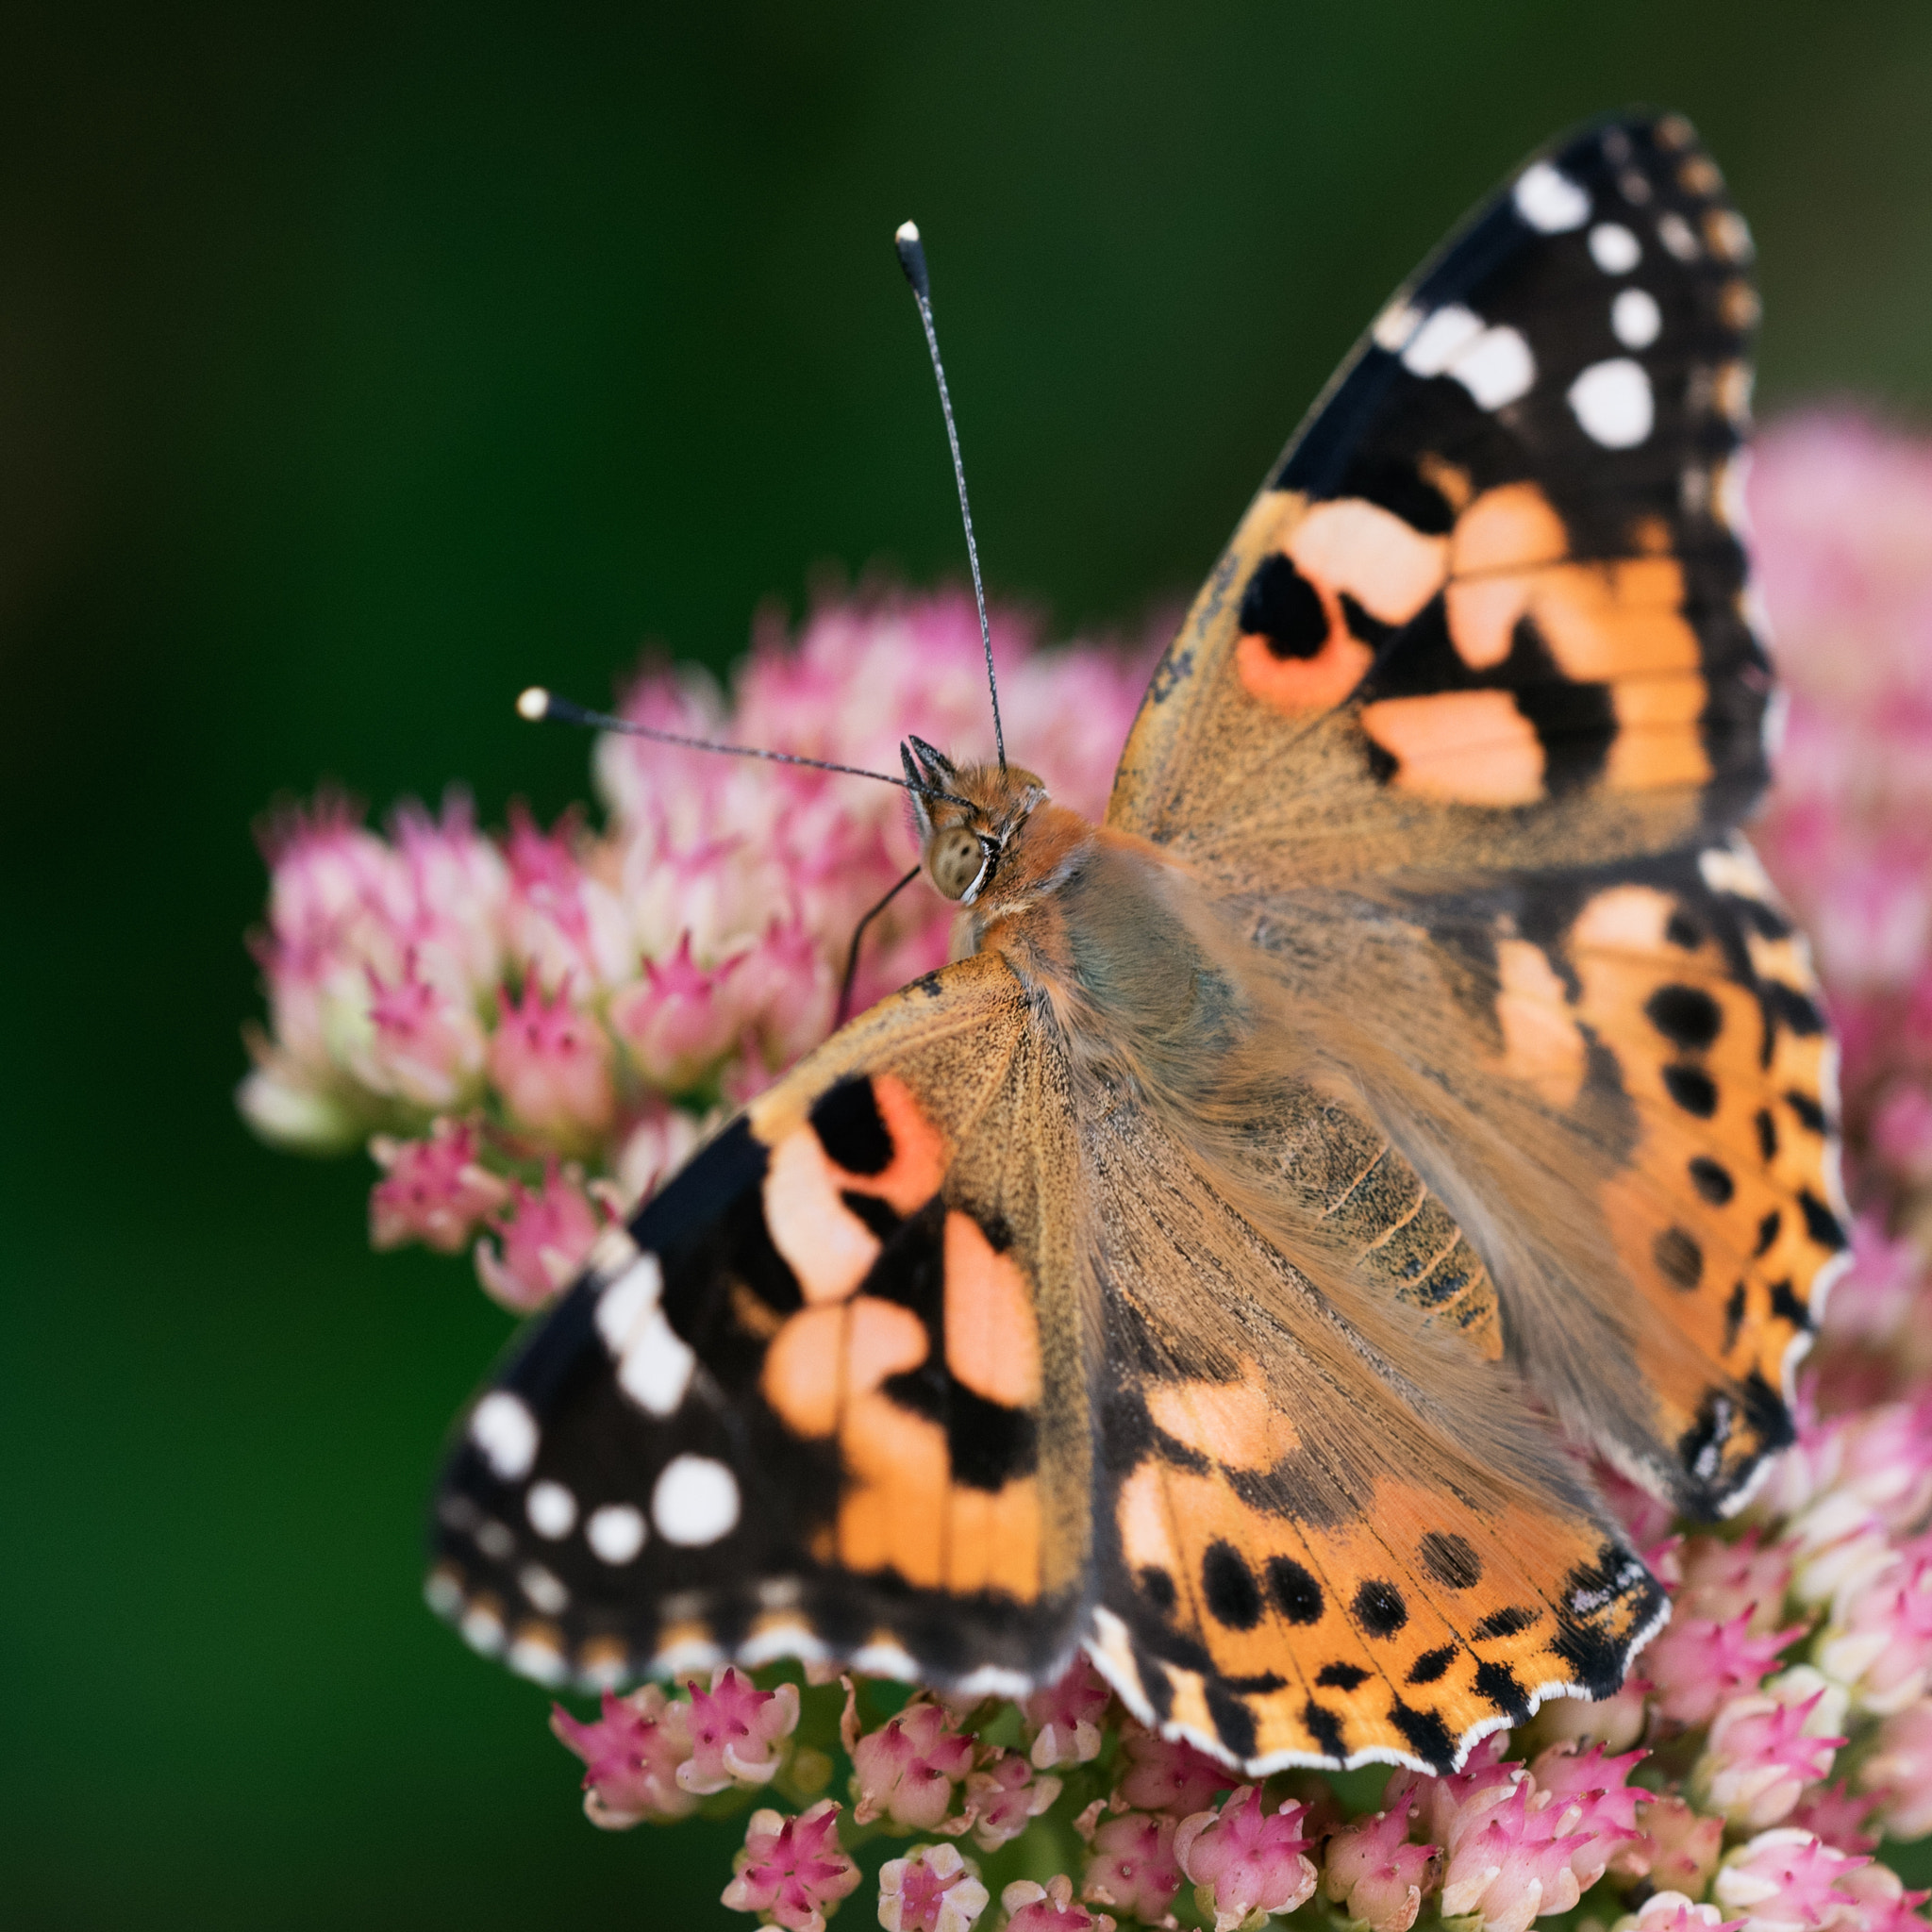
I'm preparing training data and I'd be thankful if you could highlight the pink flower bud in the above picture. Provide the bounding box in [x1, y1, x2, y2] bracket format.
[550, 1684, 697, 1825]
[1813, 1543, 1932, 1714]
[849, 1700, 976, 1832]
[389, 791, 508, 994]
[1873, 1084, 1932, 1184]
[675, 1666, 800, 1793]
[721, 1800, 860, 1932]
[1321, 1793, 1440, 1932]
[1713, 1827, 1863, 1932]
[1024, 1655, 1112, 1769]
[609, 932, 750, 1090]
[1858, 1697, 1932, 1839]
[1784, 1780, 1880, 1857]
[1174, 1785, 1316, 1932]
[1646, 1607, 1792, 1725]
[1524, 1741, 1645, 1889]
[962, 1749, 1059, 1852]
[1080, 1811, 1182, 1925]
[1388, 1732, 1521, 1853]
[1112, 1723, 1238, 1816]
[502, 803, 633, 993]
[1832, 1859, 1932, 1932]
[877, 1843, 990, 1932]
[1677, 1531, 1796, 1634]
[370, 1118, 510, 1253]
[1692, 1690, 1847, 1831]
[999, 1874, 1114, 1932]
[354, 953, 488, 1108]
[488, 976, 615, 1143]
[731, 913, 837, 1073]
[1632, 1795, 1724, 1899]
[473, 1160, 605, 1312]
[1435, 1778, 1592, 1932]
[1613, 1891, 1741, 1932]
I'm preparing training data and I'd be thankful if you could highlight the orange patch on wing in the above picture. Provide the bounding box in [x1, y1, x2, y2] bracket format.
[837, 1394, 949, 1588]
[1444, 484, 1567, 669]
[942, 1209, 1041, 1407]
[764, 1127, 882, 1304]
[1534, 558, 1699, 682]
[835, 1074, 949, 1214]
[1147, 1359, 1298, 1471]
[761, 1296, 928, 1440]
[1494, 938, 1587, 1108]
[1359, 691, 1544, 804]
[944, 1476, 1042, 1598]
[1238, 626, 1374, 714]
[1606, 674, 1711, 791]
[1287, 498, 1449, 625]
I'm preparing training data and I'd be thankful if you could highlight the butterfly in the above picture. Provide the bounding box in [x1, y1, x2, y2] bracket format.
[427, 111, 1850, 1776]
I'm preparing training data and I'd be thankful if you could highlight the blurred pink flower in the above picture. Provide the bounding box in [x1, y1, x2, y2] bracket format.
[848, 1700, 975, 1833]
[999, 1874, 1113, 1932]
[1785, 1780, 1881, 1857]
[877, 1843, 989, 1932]
[369, 1118, 509, 1253]
[721, 1800, 861, 1932]
[1646, 1607, 1792, 1726]
[549, 1684, 697, 1826]
[1435, 1777, 1593, 1932]
[608, 932, 749, 1091]
[1321, 1792, 1440, 1932]
[1633, 1795, 1725, 1899]
[488, 976, 615, 1143]
[677, 1666, 800, 1793]
[1079, 1810, 1182, 1925]
[1858, 1697, 1932, 1839]
[1812, 1541, 1932, 1714]
[1712, 1826, 1864, 1932]
[473, 1161, 606, 1312]
[1691, 1690, 1846, 1830]
[1174, 1785, 1316, 1932]
[354, 954, 488, 1108]
[1676, 1530, 1794, 1634]
[960, 1749, 1058, 1852]
[1024, 1656, 1111, 1769]
[1111, 1723, 1238, 1816]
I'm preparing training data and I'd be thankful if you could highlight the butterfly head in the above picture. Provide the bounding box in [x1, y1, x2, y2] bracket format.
[901, 736, 1048, 907]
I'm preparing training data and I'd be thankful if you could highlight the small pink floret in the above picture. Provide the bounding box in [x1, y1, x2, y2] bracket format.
[473, 1159, 605, 1311]
[1024, 1655, 1112, 1769]
[1079, 1810, 1182, 1924]
[1321, 1792, 1440, 1932]
[488, 975, 615, 1141]
[877, 1842, 990, 1932]
[1112, 1723, 1239, 1816]
[1174, 1785, 1316, 1932]
[999, 1874, 1114, 1932]
[549, 1684, 697, 1825]
[849, 1700, 976, 1832]
[677, 1666, 800, 1793]
[369, 1117, 510, 1253]
[721, 1800, 860, 1932]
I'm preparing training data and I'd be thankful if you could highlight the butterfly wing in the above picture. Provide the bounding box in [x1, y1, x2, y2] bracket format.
[432, 943, 1663, 1773]
[430, 953, 1094, 1694]
[1109, 111, 1767, 882]
[1105, 111, 1844, 1518]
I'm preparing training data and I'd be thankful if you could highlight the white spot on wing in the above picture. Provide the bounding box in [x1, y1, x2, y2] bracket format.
[1401, 305, 1483, 375]
[595, 1252, 664, 1352]
[475, 1519, 515, 1561]
[617, 1307, 697, 1416]
[508, 1631, 569, 1685]
[852, 1639, 922, 1680]
[526, 1480, 577, 1540]
[519, 1564, 570, 1616]
[1514, 160, 1591, 232]
[586, 1503, 647, 1564]
[1657, 211, 1699, 260]
[1611, 288, 1661, 349]
[1402, 307, 1535, 410]
[1589, 222, 1641, 273]
[470, 1391, 539, 1481]
[460, 1603, 506, 1656]
[424, 1567, 464, 1617]
[1372, 301, 1423, 353]
[1567, 358, 1654, 448]
[652, 1456, 741, 1546]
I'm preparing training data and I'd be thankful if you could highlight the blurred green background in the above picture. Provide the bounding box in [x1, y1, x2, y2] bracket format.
[4, 4, 1930, 1925]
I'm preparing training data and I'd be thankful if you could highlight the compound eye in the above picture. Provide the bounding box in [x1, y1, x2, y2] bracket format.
[928, 825, 988, 901]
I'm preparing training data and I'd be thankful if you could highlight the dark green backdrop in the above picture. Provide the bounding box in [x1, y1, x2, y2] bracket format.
[5, 6, 1929, 1926]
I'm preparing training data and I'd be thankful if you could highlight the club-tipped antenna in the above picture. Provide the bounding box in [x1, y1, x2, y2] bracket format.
[894, 221, 1006, 771]
[516, 687, 973, 808]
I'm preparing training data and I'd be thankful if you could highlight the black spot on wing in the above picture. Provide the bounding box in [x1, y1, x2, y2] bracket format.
[1354, 1579, 1409, 1637]
[1647, 983, 1724, 1049]
[1689, 1157, 1734, 1205]
[1240, 553, 1328, 659]
[1786, 1089, 1826, 1134]
[1268, 1557, 1325, 1625]
[1316, 1661, 1369, 1690]
[1756, 1108, 1778, 1160]
[1391, 1699, 1457, 1774]
[1654, 1225, 1704, 1291]
[1302, 1699, 1346, 1763]
[1663, 1064, 1719, 1117]
[810, 1077, 893, 1174]
[1418, 1531, 1484, 1590]
[1203, 1542, 1264, 1630]
[1204, 1680, 1258, 1761]
[1473, 1606, 1538, 1640]
[1755, 1209, 1781, 1257]
[1473, 1658, 1533, 1723]
[1769, 1277, 1810, 1329]
[1798, 1190, 1846, 1251]
[841, 1191, 902, 1240]
[1724, 1280, 1746, 1353]
[1139, 1565, 1177, 1615]
[1408, 1643, 1457, 1685]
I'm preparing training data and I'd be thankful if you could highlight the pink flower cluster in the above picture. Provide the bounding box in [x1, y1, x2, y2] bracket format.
[240, 591, 1149, 1308]
[249, 415, 1932, 1927]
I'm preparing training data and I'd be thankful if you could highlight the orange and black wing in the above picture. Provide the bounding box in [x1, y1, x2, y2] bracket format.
[429, 954, 1093, 1696]
[1108, 111, 1768, 887]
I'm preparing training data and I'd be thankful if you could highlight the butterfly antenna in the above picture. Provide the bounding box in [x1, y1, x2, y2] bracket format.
[894, 221, 1006, 771]
[516, 688, 972, 808]
[836, 862, 923, 1027]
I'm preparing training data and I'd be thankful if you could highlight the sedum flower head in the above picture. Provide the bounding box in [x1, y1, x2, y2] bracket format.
[721, 1799, 862, 1932]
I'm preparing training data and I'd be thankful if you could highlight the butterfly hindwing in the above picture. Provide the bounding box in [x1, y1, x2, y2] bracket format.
[430, 954, 1092, 1695]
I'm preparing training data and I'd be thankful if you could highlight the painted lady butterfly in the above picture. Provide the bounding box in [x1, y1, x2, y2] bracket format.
[428, 112, 1850, 1775]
